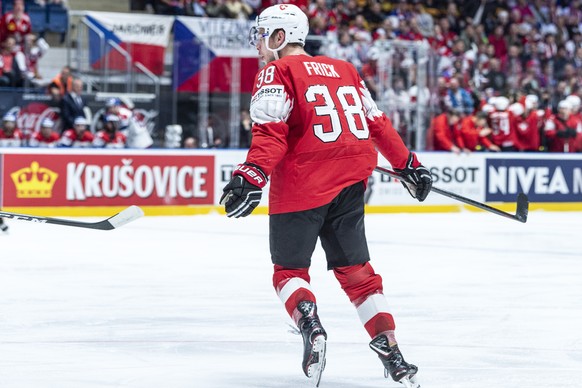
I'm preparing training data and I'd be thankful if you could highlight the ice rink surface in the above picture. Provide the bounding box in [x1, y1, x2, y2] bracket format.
[1, 210, 581, 388]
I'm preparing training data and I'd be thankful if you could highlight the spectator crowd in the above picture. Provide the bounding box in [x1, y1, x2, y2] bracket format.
[1, 0, 582, 152]
[137, 0, 582, 152]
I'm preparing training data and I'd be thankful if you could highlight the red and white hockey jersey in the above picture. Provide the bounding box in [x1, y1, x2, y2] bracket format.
[245, 54, 413, 214]
[0, 128, 24, 147]
[29, 131, 60, 148]
[60, 129, 95, 148]
[93, 130, 127, 149]
[488, 110, 516, 148]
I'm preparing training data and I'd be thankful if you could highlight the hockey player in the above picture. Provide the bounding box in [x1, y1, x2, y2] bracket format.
[488, 96, 517, 151]
[544, 100, 578, 153]
[60, 116, 95, 148]
[92, 115, 127, 149]
[430, 109, 465, 152]
[565, 95, 582, 152]
[0, 113, 24, 147]
[220, 4, 431, 387]
[29, 118, 60, 148]
[460, 111, 499, 152]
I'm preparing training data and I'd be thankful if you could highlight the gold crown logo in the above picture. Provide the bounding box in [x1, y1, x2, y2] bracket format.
[10, 161, 59, 199]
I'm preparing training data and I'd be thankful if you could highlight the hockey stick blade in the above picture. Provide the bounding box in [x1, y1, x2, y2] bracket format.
[374, 166, 529, 223]
[0, 206, 144, 230]
[515, 193, 529, 223]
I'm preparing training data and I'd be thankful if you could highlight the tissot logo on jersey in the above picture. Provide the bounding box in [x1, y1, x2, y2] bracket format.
[486, 158, 582, 202]
[303, 62, 340, 78]
[251, 85, 285, 104]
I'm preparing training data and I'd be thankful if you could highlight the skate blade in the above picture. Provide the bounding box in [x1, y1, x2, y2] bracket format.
[307, 335, 327, 387]
[400, 374, 420, 388]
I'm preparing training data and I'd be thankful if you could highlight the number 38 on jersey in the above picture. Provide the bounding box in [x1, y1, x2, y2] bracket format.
[254, 65, 371, 144]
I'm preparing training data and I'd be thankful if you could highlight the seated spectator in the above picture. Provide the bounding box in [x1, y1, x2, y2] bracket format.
[361, 46, 380, 100]
[93, 115, 127, 148]
[324, 30, 362, 71]
[484, 58, 508, 95]
[29, 118, 60, 147]
[184, 0, 206, 17]
[0, 36, 26, 87]
[59, 116, 94, 147]
[224, 0, 253, 19]
[60, 78, 87, 131]
[154, 0, 185, 15]
[0, 113, 24, 147]
[205, 0, 231, 18]
[445, 77, 474, 116]
[0, 0, 32, 48]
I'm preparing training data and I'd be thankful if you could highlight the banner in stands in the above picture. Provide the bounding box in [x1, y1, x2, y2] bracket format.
[173, 17, 259, 93]
[86, 12, 173, 75]
[2, 152, 214, 207]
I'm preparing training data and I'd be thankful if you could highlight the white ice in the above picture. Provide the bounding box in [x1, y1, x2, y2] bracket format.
[0, 210, 581, 388]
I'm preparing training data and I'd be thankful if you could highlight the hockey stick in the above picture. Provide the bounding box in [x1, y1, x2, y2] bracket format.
[374, 166, 529, 223]
[0, 205, 144, 230]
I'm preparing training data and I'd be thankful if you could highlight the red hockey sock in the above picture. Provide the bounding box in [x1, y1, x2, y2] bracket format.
[333, 263, 396, 338]
[273, 265, 316, 324]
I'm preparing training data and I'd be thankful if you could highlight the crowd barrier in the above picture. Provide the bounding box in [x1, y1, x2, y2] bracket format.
[1, 149, 580, 217]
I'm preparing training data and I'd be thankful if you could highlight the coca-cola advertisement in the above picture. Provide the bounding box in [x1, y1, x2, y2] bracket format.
[2, 153, 215, 207]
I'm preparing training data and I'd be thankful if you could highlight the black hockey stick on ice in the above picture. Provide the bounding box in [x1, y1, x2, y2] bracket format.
[0, 205, 144, 230]
[374, 166, 529, 223]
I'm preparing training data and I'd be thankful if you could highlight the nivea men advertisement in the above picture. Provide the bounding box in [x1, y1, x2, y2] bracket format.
[374, 153, 581, 206]
[486, 158, 582, 203]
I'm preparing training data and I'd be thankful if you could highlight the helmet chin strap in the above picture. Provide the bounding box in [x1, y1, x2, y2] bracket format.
[265, 34, 289, 61]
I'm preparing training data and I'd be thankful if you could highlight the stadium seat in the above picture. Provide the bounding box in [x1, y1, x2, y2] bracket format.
[47, 4, 69, 42]
[27, 4, 47, 36]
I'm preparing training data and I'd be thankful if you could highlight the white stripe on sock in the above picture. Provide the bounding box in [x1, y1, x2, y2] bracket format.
[278, 277, 313, 305]
[356, 293, 390, 325]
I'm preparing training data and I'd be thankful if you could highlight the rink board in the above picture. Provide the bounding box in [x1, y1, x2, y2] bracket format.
[0, 148, 580, 216]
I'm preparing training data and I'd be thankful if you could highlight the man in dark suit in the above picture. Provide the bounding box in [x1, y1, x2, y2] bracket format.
[60, 78, 87, 132]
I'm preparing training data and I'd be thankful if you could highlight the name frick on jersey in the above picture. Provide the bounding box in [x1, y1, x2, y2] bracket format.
[303, 62, 340, 78]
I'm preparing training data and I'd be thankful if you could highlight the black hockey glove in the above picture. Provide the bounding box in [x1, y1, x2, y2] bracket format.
[394, 153, 432, 202]
[220, 163, 267, 218]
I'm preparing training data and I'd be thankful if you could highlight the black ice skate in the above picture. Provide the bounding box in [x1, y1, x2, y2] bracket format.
[297, 301, 327, 387]
[369, 334, 420, 388]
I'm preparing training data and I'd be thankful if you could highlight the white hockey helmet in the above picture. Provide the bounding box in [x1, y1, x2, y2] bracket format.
[481, 103, 495, 114]
[524, 94, 539, 110]
[565, 94, 581, 111]
[558, 99, 572, 111]
[249, 4, 309, 48]
[508, 102, 525, 117]
[493, 96, 510, 111]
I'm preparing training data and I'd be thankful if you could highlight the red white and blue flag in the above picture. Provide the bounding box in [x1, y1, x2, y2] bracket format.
[173, 17, 259, 93]
[86, 12, 173, 76]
